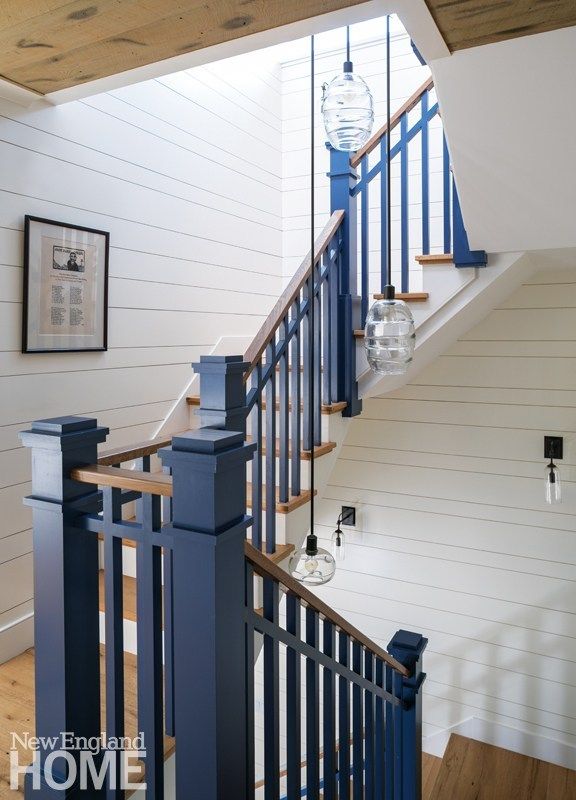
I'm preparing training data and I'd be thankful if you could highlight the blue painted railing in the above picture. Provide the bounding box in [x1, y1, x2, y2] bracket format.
[333, 76, 487, 326]
[21, 414, 427, 800]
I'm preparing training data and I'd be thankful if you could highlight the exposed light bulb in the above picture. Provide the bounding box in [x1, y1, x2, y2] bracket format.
[289, 533, 336, 586]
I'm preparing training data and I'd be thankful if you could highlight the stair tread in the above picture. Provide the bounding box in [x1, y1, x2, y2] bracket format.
[248, 484, 315, 514]
[373, 291, 429, 301]
[245, 435, 337, 460]
[430, 734, 576, 800]
[187, 395, 347, 415]
[416, 253, 453, 265]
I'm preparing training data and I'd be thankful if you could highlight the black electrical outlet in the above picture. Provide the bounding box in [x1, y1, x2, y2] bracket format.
[341, 506, 356, 526]
[544, 436, 563, 460]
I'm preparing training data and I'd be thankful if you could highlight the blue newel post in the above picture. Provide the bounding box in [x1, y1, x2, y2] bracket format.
[20, 416, 109, 798]
[192, 354, 250, 433]
[160, 428, 256, 800]
[386, 630, 428, 800]
[327, 145, 362, 418]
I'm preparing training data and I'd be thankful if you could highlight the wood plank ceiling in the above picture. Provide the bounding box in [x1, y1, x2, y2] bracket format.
[0, 0, 575, 95]
[424, 0, 576, 51]
[0, 0, 371, 95]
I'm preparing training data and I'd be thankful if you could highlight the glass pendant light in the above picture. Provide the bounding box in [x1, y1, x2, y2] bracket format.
[365, 285, 415, 375]
[365, 16, 416, 376]
[289, 533, 336, 585]
[290, 35, 335, 587]
[545, 460, 562, 505]
[331, 520, 346, 561]
[321, 26, 374, 152]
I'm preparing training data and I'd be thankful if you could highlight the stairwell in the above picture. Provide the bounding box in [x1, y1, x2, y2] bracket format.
[5, 20, 575, 800]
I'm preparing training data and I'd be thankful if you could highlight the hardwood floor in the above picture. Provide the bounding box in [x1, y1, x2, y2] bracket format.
[430, 734, 576, 800]
[0, 648, 174, 799]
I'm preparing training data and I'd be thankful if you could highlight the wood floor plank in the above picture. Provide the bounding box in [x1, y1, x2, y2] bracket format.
[430, 734, 576, 800]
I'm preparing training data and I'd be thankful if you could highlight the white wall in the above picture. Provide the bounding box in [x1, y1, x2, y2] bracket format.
[313, 266, 576, 750]
[432, 25, 576, 254]
[280, 19, 444, 295]
[0, 53, 283, 662]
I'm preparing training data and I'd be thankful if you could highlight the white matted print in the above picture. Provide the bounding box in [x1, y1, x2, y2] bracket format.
[23, 216, 109, 352]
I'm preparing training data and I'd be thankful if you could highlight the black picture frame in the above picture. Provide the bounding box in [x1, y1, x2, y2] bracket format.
[22, 215, 109, 353]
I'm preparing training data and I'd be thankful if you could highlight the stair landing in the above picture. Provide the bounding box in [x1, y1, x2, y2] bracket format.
[431, 734, 576, 800]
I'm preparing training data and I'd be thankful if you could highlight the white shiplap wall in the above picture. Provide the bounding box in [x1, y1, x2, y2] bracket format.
[280, 20, 443, 293]
[0, 52, 283, 661]
[312, 266, 576, 749]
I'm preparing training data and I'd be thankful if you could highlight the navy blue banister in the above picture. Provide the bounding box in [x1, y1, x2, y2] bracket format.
[332, 74, 486, 327]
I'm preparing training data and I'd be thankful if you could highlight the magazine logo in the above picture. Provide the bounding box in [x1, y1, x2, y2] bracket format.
[10, 732, 146, 792]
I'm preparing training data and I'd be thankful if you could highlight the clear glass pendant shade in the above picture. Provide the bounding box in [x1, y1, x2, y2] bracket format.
[321, 62, 374, 152]
[545, 462, 561, 505]
[331, 526, 346, 562]
[364, 287, 416, 375]
[289, 534, 336, 586]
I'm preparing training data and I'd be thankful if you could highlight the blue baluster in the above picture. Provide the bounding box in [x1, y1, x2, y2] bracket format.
[339, 631, 351, 799]
[265, 342, 276, 553]
[380, 133, 389, 294]
[286, 594, 302, 798]
[279, 317, 289, 505]
[102, 486, 124, 799]
[263, 577, 280, 800]
[421, 91, 430, 255]
[323, 620, 337, 800]
[251, 364, 263, 550]
[136, 492, 164, 799]
[306, 607, 320, 797]
[361, 158, 369, 324]
[290, 301, 301, 495]
[352, 642, 363, 800]
[364, 651, 375, 800]
[400, 114, 409, 293]
[442, 135, 452, 254]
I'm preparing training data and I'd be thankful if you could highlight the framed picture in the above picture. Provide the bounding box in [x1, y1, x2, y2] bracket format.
[22, 216, 109, 353]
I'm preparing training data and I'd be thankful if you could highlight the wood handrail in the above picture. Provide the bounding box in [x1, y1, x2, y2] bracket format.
[350, 75, 434, 168]
[244, 541, 410, 677]
[71, 464, 173, 497]
[97, 434, 178, 466]
[243, 210, 345, 377]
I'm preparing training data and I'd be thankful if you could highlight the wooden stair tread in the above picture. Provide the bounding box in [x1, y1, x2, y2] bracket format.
[248, 485, 315, 514]
[416, 253, 453, 265]
[245, 436, 336, 460]
[373, 291, 429, 302]
[0, 647, 174, 798]
[430, 734, 576, 800]
[187, 396, 347, 415]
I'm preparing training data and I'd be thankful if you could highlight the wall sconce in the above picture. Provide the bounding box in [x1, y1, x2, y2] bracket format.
[331, 506, 356, 561]
[544, 436, 563, 505]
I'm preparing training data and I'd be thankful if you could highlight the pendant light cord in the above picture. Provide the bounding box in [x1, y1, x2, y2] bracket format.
[386, 15, 392, 287]
[309, 35, 316, 542]
[346, 26, 351, 63]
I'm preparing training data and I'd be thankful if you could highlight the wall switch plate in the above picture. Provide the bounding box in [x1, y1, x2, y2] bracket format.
[544, 436, 563, 460]
[341, 506, 356, 526]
